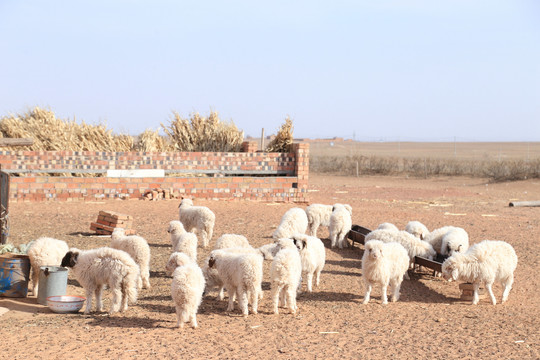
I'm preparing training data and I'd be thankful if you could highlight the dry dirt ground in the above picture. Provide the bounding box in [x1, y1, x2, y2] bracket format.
[1, 174, 539, 359]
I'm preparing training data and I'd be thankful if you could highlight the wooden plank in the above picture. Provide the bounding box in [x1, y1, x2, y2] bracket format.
[414, 256, 442, 273]
[0, 170, 9, 245]
[509, 201, 540, 207]
[0, 138, 33, 146]
[347, 225, 371, 247]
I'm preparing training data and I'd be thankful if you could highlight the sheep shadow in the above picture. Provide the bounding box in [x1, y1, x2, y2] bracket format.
[84, 314, 169, 329]
[323, 269, 360, 277]
[148, 243, 171, 248]
[298, 290, 361, 303]
[396, 273, 451, 304]
[150, 270, 168, 279]
[325, 259, 361, 269]
[68, 231, 103, 237]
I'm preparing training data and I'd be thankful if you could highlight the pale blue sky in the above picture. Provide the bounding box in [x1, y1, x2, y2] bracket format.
[1, 1, 539, 141]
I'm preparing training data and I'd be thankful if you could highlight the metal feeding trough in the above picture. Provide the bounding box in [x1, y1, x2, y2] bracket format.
[347, 224, 446, 273]
[347, 225, 371, 247]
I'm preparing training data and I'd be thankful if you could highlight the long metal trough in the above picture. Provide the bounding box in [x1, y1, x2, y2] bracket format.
[347, 224, 444, 273]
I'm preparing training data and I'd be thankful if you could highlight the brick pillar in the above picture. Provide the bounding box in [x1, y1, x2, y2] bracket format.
[241, 141, 258, 153]
[292, 143, 309, 201]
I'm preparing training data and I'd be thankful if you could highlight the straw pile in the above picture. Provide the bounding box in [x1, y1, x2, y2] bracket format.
[161, 111, 244, 152]
[134, 129, 173, 152]
[266, 116, 294, 152]
[0, 107, 133, 151]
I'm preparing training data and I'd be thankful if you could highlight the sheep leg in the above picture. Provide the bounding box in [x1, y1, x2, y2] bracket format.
[31, 266, 39, 295]
[226, 286, 237, 311]
[306, 272, 314, 292]
[271, 284, 282, 314]
[250, 287, 259, 314]
[501, 275, 514, 303]
[217, 286, 225, 301]
[200, 230, 209, 248]
[84, 289, 94, 314]
[472, 283, 481, 305]
[237, 287, 248, 316]
[110, 288, 122, 314]
[189, 312, 198, 328]
[362, 283, 372, 304]
[315, 270, 321, 288]
[287, 285, 297, 314]
[485, 282, 497, 305]
[142, 267, 151, 289]
[93, 286, 104, 312]
[381, 282, 389, 305]
[120, 287, 129, 312]
[390, 279, 402, 302]
[175, 306, 184, 328]
[330, 232, 337, 248]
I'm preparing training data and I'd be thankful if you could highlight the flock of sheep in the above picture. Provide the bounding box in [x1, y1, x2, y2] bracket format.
[24, 197, 518, 329]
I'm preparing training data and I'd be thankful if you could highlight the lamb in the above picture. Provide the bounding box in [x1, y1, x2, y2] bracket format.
[377, 223, 399, 232]
[273, 207, 308, 240]
[168, 252, 205, 328]
[440, 227, 470, 256]
[404, 221, 430, 240]
[329, 204, 353, 249]
[202, 246, 264, 301]
[111, 228, 151, 289]
[441, 240, 518, 305]
[214, 234, 252, 250]
[361, 240, 410, 304]
[270, 238, 302, 314]
[26, 237, 69, 296]
[61, 247, 139, 314]
[291, 234, 326, 292]
[305, 204, 333, 237]
[167, 220, 198, 262]
[365, 229, 436, 269]
[258, 242, 280, 260]
[424, 226, 468, 254]
[178, 197, 216, 248]
[205, 249, 263, 316]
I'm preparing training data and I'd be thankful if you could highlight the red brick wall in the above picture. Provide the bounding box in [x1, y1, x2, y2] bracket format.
[1, 141, 310, 203]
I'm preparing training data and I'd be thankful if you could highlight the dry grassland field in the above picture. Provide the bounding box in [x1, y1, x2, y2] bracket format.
[1, 173, 540, 359]
[309, 141, 540, 160]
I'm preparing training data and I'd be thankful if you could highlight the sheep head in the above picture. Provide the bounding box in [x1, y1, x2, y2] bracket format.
[61, 250, 79, 268]
[441, 257, 459, 281]
[365, 240, 383, 261]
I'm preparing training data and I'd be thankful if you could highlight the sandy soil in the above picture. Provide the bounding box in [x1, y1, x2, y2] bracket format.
[1, 174, 539, 359]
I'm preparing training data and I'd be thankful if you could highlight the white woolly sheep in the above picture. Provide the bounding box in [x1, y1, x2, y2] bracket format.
[61, 247, 139, 314]
[205, 249, 263, 316]
[168, 252, 205, 328]
[377, 223, 399, 232]
[168, 221, 198, 262]
[441, 240, 518, 305]
[270, 238, 302, 314]
[362, 240, 410, 304]
[329, 204, 353, 249]
[178, 198, 216, 248]
[404, 221, 430, 240]
[305, 204, 333, 237]
[273, 207, 308, 240]
[440, 227, 470, 256]
[424, 226, 468, 254]
[214, 234, 252, 250]
[26, 237, 69, 296]
[291, 234, 326, 292]
[111, 228, 151, 289]
[258, 242, 280, 261]
[365, 229, 436, 262]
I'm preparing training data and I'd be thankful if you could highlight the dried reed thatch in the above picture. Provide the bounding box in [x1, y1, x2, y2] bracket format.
[265, 116, 294, 152]
[161, 111, 244, 152]
[134, 129, 173, 152]
[0, 107, 133, 151]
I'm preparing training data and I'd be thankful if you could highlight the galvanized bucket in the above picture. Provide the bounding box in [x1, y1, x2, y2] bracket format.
[0, 254, 31, 297]
[37, 266, 68, 305]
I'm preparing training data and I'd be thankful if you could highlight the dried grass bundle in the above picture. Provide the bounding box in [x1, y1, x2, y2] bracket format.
[161, 111, 244, 152]
[134, 129, 172, 152]
[0, 107, 133, 151]
[266, 116, 294, 152]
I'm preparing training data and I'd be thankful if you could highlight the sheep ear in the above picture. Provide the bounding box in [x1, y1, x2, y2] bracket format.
[302, 240, 307, 249]
[208, 257, 216, 268]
